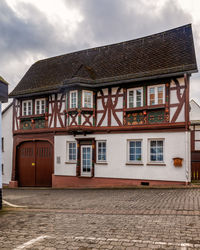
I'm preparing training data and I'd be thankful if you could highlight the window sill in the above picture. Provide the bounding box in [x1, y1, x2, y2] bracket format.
[147, 163, 166, 166]
[81, 108, 93, 112]
[78, 175, 92, 178]
[146, 104, 165, 110]
[126, 162, 143, 166]
[95, 162, 108, 165]
[65, 161, 77, 164]
[19, 114, 45, 119]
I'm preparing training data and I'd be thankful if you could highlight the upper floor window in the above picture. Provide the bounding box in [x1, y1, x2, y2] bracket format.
[22, 100, 32, 116]
[127, 88, 143, 108]
[83, 90, 93, 108]
[70, 90, 78, 109]
[148, 85, 165, 106]
[35, 98, 46, 115]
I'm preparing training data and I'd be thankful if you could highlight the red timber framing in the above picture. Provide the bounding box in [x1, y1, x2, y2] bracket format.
[96, 87, 123, 126]
[12, 76, 190, 134]
[48, 93, 65, 128]
[169, 76, 189, 129]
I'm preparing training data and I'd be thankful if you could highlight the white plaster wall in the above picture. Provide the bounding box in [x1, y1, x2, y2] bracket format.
[97, 99, 103, 110]
[2, 105, 13, 184]
[54, 136, 77, 176]
[114, 96, 123, 109]
[176, 103, 185, 122]
[195, 131, 200, 140]
[195, 141, 200, 150]
[170, 107, 176, 122]
[178, 77, 185, 86]
[0, 103, 2, 189]
[54, 131, 190, 182]
[170, 90, 178, 104]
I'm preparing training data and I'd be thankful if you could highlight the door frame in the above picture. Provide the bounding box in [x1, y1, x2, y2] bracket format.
[81, 145, 92, 177]
[75, 138, 95, 177]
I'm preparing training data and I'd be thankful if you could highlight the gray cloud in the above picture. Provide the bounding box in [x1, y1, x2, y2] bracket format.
[0, 0, 199, 99]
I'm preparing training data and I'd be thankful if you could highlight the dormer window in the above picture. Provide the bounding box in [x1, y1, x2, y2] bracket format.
[127, 88, 143, 108]
[35, 98, 46, 114]
[148, 85, 165, 105]
[83, 90, 93, 108]
[70, 90, 78, 109]
[22, 100, 32, 116]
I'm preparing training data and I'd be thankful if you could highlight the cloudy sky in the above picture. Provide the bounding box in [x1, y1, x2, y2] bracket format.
[1, 0, 200, 103]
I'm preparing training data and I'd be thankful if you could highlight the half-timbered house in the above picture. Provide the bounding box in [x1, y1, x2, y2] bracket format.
[9, 24, 198, 188]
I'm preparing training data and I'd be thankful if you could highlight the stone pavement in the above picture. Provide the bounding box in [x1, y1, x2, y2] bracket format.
[0, 188, 200, 249]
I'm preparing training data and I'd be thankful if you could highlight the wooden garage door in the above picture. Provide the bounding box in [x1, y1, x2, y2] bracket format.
[17, 141, 53, 187]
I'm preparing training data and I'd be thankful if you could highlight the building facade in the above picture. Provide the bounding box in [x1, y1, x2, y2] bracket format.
[190, 100, 200, 181]
[2, 103, 13, 185]
[0, 77, 8, 208]
[9, 24, 197, 188]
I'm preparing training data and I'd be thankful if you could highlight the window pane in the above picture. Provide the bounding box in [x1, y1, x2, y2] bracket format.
[158, 86, 164, 104]
[149, 88, 155, 105]
[98, 141, 106, 161]
[84, 91, 92, 108]
[68, 142, 76, 161]
[150, 140, 163, 162]
[129, 140, 142, 162]
[129, 91, 134, 108]
[136, 89, 142, 107]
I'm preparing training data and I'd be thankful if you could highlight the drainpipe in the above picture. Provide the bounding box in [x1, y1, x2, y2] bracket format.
[185, 131, 191, 185]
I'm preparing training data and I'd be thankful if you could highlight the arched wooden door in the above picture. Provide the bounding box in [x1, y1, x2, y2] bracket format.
[17, 141, 53, 187]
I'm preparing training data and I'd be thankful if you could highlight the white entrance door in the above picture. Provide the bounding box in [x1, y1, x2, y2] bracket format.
[81, 145, 92, 176]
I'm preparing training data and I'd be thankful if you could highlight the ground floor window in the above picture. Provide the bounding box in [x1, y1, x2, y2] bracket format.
[128, 140, 142, 162]
[149, 139, 164, 162]
[67, 142, 77, 162]
[97, 141, 107, 162]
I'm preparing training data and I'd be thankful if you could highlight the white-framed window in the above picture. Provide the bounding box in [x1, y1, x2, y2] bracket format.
[69, 90, 78, 109]
[97, 141, 107, 162]
[83, 90, 93, 108]
[148, 85, 165, 106]
[127, 87, 143, 108]
[35, 98, 46, 115]
[22, 100, 32, 116]
[149, 139, 164, 163]
[67, 141, 77, 162]
[127, 140, 142, 162]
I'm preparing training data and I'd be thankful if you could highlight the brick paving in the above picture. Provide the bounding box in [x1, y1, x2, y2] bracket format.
[0, 188, 200, 249]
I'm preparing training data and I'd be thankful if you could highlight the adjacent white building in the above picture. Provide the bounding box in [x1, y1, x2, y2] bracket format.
[2, 103, 13, 185]
[0, 76, 8, 208]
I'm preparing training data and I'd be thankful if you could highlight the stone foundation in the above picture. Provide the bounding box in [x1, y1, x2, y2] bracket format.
[52, 175, 187, 188]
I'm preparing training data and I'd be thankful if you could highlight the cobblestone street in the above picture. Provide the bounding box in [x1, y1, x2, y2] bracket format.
[1, 188, 200, 249]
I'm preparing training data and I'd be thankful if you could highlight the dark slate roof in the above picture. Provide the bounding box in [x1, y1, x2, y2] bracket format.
[10, 24, 198, 97]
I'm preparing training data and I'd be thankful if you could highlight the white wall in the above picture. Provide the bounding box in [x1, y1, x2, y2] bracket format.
[2, 105, 13, 184]
[54, 131, 190, 182]
[190, 100, 200, 122]
[0, 103, 2, 189]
